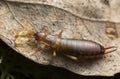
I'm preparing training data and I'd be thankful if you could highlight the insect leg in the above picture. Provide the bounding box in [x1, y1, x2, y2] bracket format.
[48, 50, 57, 64]
[65, 54, 78, 60]
[43, 29, 51, 36]
[30, 44, 47, 56]
[57, 30, 63, 38]
[53, 51, 57, 57]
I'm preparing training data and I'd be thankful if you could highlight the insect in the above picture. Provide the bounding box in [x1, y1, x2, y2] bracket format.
[15, 22, 117, 59]
[32, 29, 117, 59]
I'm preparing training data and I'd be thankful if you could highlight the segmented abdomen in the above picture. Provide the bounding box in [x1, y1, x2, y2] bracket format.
[57, 39, 105, 56]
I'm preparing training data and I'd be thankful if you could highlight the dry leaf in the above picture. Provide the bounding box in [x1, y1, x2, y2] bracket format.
[0, 1, 120, 76]
[5, 0, 120, 23]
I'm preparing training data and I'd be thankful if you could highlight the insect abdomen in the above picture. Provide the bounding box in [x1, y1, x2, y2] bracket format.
[58, 39, 105, 56]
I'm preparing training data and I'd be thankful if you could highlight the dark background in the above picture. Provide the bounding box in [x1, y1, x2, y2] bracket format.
[0, 39, 119, 79]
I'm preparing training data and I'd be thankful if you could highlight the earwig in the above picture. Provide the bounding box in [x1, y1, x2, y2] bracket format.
[32, 30, 117, 58]
[14, 21, 117, 59]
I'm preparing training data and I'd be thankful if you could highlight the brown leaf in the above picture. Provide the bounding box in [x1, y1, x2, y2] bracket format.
[0, 1, 120, 76]
[5, 0, 120, 23]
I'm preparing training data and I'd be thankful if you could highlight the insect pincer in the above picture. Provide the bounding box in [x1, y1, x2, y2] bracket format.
[104, 46, 117, 54]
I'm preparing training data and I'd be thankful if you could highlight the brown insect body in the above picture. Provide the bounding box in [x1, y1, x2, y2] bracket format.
[34, 31, 117, 58]
[57, 39, 105, 56]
